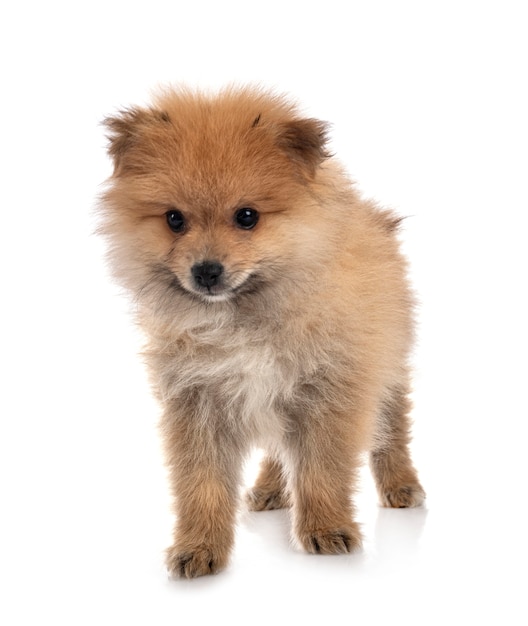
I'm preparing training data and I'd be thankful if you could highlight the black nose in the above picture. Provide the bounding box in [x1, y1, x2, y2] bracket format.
[192, 260, 224, 289]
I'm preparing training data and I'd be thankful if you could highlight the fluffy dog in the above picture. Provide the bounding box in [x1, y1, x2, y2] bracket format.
[99, 86, 425, 578]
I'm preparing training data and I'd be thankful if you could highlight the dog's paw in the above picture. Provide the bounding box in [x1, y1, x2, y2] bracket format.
[296, 524, 362, 555]
[380, 484, 426, 508]
[165, 544, 227, 579]
[245, 486, 290, 511]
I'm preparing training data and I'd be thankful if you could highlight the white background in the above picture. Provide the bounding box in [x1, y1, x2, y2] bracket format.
[1, 1, 527, 624]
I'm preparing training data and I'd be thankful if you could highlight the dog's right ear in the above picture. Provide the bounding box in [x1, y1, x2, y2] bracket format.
[103, 107, 171, 175]
[277, 117, 331, 179]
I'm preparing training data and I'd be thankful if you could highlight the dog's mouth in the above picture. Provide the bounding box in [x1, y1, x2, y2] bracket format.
[191, 284, 235, 302]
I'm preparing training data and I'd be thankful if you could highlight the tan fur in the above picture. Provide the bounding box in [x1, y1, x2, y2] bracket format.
[99, 86, 425, 579]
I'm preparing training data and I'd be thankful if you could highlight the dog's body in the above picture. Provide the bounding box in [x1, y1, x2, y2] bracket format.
[100, 87, 424, 578]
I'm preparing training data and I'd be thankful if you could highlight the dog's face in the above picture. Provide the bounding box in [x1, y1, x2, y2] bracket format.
[101, 89, 330, 304]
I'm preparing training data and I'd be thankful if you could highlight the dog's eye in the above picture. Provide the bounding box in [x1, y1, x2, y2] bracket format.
[235, 208, 259, 230]
[166, 209, 185, 233]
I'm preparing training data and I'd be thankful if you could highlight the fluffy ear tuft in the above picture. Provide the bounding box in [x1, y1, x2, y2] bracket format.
[278, 118, 331, 177]
[103, 108, 171, 174]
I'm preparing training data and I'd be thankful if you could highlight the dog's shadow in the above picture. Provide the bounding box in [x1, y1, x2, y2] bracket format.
[369, 505, 428, 565]
[239, 508, 293, 551]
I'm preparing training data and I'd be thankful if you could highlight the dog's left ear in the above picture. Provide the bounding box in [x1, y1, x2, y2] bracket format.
[278, 118, 331, 178]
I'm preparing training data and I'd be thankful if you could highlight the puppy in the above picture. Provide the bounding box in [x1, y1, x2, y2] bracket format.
[99, 86, 425, 578]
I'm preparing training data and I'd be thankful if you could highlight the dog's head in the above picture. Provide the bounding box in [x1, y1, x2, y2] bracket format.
[100, 87, 332, 306]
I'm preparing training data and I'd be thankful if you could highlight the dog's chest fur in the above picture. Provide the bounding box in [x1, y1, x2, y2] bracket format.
[151, 325, 302, 444]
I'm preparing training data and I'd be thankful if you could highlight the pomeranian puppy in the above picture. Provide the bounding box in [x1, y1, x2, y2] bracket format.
[99, 86, 425, 579]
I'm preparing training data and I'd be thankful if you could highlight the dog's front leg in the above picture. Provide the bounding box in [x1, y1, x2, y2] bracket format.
[161, 397, 243, 579]
[285, 394, 371, 555]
